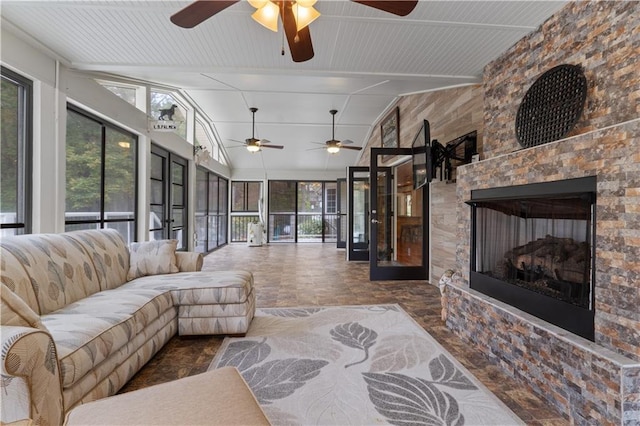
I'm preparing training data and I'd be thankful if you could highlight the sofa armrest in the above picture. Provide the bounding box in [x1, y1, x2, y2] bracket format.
[1, 325, 64, 426]
[175, 251, 204, 272]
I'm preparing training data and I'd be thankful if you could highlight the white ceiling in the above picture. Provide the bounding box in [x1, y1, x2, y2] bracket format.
[1, 0, 567, 175]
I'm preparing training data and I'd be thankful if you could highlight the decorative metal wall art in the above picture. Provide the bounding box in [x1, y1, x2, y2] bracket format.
[515, 64, 587, 148]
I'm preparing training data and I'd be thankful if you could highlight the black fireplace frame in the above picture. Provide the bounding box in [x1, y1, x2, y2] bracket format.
[467, 176, 596, 341]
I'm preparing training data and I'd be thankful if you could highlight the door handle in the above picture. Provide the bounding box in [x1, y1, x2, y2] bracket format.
[371, 219, 379, 224]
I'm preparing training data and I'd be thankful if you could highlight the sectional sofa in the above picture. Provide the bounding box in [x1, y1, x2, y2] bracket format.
[0, 229, 256, 425]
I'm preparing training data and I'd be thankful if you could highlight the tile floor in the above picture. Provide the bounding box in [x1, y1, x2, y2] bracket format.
[121, 243, 569, 425]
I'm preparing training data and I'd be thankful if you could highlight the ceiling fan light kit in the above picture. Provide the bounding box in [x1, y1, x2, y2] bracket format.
[251, 1, 280, 32]
[170, 1, 417, 62]
[327, 145, 340, 154]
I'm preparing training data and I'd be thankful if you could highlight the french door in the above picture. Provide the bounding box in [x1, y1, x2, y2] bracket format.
[150, 145, 188, 250]
[369, 147, 428, 280]
[347, 167, 369, 261]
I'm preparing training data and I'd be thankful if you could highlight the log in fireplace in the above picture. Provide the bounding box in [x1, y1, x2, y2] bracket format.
[467, 176, 596, 340]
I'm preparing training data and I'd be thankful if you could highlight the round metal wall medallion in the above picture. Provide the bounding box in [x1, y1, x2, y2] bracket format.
[515, 64, 587, 148]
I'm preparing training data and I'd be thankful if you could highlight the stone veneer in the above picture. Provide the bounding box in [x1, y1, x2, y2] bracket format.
[448, 120, 640, 424]
[444, 1, 640, 424]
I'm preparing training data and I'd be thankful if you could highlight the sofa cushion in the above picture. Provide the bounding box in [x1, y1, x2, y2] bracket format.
[42, 288, 173, 388]
[0, 234, 102, 315]
[119, 271, 254, 305]
[65, 229, 130, 291]
[127, 240, 179, 281]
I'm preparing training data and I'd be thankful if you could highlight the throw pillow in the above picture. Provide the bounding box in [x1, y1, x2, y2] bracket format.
[127, 239, 179, 281]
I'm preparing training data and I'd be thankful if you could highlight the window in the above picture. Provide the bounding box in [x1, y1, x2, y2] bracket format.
[65, 105, 137, 243]
[268, 181, 337, 243]
[230, 181, 261, 242]
[1, 67, 32, 236]
[195, 168, 228, 252]
[101, 84, 136, 106]
[150, 90, 187, 139]
[195, 115, 225, 164]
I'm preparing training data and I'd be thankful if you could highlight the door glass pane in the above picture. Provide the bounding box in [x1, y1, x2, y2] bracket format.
[247, 182, 261, 211]
[269, 181, 296, 242]
[396, 160, 423, 266]
[172, 162, 184, 185]
[208, 216, 218, 248]
[150, 180, 163, 205]
[219, 179, 228, 214]
[217, 214, 227, 245]
[324, 182, 337, 243]
[172, 184, 183, 207]
[298, 182, 322, 242]
[150, 205, 164, 230]
[231, 181, 245, 211]
[353, 180, 368, 245]
[66, 110, 102, 217]
[150, 154, 163, 180]
[172, 208, 183, 227]
[104, 127, 136, 220]
[196, 169, 207, 213]
[209, 176, 219, 214]
[375, 169, 392, 264]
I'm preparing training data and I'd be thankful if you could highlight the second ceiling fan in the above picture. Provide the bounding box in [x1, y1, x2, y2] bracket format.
[310, 109, 363, 154]
[170, 1, 418, 62]
[230, 107, 284, 152]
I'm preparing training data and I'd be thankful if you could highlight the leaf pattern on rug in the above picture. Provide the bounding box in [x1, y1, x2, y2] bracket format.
[217, 338, 271, 372]
[370, 334, 437, 372]
[330, 322, 378, 368]
[429, 354, 477, 390]
[264, 307, 326, 317]
[363, 372, 464, 426]
[242, 358, 329, 404]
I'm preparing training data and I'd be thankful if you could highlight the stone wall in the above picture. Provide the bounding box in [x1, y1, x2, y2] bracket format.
[446, 1, 640, 423]
[482, 0, 639, 159]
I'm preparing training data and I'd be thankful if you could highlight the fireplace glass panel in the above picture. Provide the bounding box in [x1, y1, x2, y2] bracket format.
[474, 195, 593, 309]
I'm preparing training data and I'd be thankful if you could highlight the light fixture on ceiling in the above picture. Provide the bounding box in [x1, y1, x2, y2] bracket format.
[246, 143, 261, 153]
[327, 144, 340, 154]
[249, 0, 320, 33]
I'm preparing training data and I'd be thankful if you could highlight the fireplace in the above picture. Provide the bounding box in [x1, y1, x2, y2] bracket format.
[467, 176, 596, 340]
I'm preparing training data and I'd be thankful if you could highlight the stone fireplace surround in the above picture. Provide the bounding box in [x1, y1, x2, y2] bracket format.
[444, 119, 640, 424]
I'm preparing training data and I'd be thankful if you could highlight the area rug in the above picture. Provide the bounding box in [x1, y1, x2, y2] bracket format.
[209, 305, 524, 425]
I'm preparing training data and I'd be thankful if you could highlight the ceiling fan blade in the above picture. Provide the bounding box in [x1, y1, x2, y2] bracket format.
[341, 139, 354, 145]
[280, 1, 314, 62]
[170, 0, 238, 28]
[261, 144, 284, 149]
[340, 145, 363, 151]
[351, 1, 418, 16]
[259, 139, 272, 144]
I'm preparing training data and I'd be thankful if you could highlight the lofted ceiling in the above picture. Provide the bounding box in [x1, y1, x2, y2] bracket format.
[0, 0, 567, 176]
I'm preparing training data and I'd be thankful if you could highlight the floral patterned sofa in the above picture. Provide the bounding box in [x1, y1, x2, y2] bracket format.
[0, 229, 255, 425]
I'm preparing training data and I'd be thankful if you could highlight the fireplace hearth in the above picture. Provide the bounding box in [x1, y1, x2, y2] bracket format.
[467, 176, 596, 340]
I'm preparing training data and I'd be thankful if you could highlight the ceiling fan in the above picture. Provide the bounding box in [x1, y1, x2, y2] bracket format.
[170, 0, 418, 62]
[230, 107, 284, 152]
[310, 109, 363, 154]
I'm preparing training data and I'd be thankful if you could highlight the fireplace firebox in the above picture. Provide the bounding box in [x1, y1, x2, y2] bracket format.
[467, 177, 596, 340]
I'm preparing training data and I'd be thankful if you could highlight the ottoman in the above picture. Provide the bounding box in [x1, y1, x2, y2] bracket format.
[64, 367, 270, 425]
[173, 270, 256, 336]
